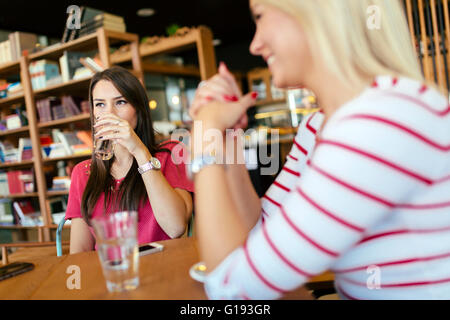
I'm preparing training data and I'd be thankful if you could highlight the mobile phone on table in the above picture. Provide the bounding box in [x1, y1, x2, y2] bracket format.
[0, 262, 34, 281]
[138, 242, 164, 256]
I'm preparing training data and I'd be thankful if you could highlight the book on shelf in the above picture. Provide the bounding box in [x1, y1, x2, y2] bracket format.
[0, 141, 18, 163]
[36, 96, 61, 122]
[7, 170, 34, 194]
[17, 138, 33, 162]
[77, 18, 126, 38]
[59, 51, 94, 82]
[79, 56, 104, 73]
[62, 6, 103, 43]
[50, 176, 71, 191]
[8, 31, 38, 61]
[5, 114, 21, 130]
[0, 172, 9, 196]
[29, 59, 61, 91]
[13, 199, 42, 227]
[0, 198, 14, 225]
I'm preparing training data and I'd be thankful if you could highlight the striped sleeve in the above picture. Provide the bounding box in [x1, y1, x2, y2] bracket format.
[204, 103, 442, 299]
[261, 111, 324, 220]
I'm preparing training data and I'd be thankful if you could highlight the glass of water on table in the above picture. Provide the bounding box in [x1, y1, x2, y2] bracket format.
[91, 211, 140, 292]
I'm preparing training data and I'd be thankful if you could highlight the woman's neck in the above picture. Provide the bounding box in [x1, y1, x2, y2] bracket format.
[306, 71, 371, 120]
[111, 144, 134, 179]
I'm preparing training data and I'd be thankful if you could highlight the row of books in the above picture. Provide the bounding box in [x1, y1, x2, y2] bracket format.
[0, 197, 70, 226]
[0, 104, 28, 131]
[0, 170, 35, 196]
[0, 128, 93, 164]
[0, 198, 42, 226]
[62, 7, 126, 43]
[36, 95, 89, 123]
[0, 32, 38, 65]
[41, 129, 93, 159]
[0, 81, 23, 99]
[29, 60, 62, 91]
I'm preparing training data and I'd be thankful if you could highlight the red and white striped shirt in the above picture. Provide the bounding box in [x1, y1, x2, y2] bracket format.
[204, 75, 450, 300]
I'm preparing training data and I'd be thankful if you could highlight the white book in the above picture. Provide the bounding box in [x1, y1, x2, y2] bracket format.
[59, 54, 69, 83]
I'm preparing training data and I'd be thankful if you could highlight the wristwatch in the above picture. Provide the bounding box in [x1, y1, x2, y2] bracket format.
[187, 155, 218, 180]
[138, 157, 161, 174]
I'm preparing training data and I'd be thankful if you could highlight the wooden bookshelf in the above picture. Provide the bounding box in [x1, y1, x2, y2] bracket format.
[38, 113, 91, 129]
[0, 28, 143, 242]
[43, 153, 91, 163]
[46, 190, 69, 197]
[0, 92, 25, 108]
[0, 160, 34, 169]
[33, 76, 92, 98]
[0, 126, 30, 137]
[0, 192, 38, 199]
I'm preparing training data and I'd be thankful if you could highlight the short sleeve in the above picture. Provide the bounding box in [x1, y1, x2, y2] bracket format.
[158, 142, 194, 193]
[65, 161, 87, 220]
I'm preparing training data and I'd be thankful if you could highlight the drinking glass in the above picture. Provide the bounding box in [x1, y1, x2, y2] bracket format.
[91, 211, 139, 292]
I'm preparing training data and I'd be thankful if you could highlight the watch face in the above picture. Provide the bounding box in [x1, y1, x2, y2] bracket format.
[151, 157, 161, 169]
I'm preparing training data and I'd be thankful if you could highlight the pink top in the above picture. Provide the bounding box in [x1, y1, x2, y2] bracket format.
[65, 141, 194, 245]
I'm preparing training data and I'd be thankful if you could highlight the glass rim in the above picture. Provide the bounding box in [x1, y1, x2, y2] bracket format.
[91, 210, 138, 224]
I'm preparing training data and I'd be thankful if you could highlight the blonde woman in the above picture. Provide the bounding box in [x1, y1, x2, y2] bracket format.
[190, 0, 450, 299]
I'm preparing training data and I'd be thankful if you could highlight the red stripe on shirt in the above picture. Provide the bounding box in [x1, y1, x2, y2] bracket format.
[341, 114, 450, 152]
[293, 140, 308, 156]
[262, 221, 316, 278]
[309, 161, 450, 210]
[340, 275, 450, 288]
[392, 78, 398, 87]
[306, 113, 318, 135]
[358, 226, 450, 245]
[296, 186, 365, 233]
[287, 154, 299, 161]
[382, 91, 450, 117]
[283, 167, 301, 177]
[273, 181, 291, 193]
[333, 250, 450, 274]
[243, 241, 286, 293]
[263, 195, 281, 207]
[280, 206, 339, 257]
[318, 139, 435, 184]
[308, 162, 396, 208]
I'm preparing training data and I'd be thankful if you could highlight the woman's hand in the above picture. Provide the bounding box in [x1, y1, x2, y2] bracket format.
[190, 62, 249, 130]
[94, 113, 147, 157]
[195, 92, 258, 132]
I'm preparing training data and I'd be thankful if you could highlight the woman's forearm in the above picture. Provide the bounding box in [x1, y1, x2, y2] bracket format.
[226, 163, 262, 230]
[134, 148, 191, 238]
[223, 133, 262, 230]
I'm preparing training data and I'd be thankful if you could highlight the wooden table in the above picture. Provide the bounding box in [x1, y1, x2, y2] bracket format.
[0, 237, 333, 300]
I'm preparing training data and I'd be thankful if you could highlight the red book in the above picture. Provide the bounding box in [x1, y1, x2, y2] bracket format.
[7, 171, 24, 194]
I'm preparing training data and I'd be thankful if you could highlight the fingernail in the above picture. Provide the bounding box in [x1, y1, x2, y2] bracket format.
[251, 92, 259, 99]
[231, 96, 239, 102]
[224, 94, 234, 101]
[205, 96, 214, 101]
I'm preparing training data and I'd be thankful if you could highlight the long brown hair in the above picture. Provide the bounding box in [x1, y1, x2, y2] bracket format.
[81, 66, 168, 223]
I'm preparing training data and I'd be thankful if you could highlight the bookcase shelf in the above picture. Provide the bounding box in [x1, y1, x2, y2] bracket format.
[0, 60, 20, 76]
[0, 160, 34, 169]
[46, 190, 69, 197]
[33, 76, 93, 98]
[0, 192, 38, 199]
[43, 153, 91, 163]
[38, 113, 91, 129]
[0, 126, 30, 137]
[0, 93, 25, 108]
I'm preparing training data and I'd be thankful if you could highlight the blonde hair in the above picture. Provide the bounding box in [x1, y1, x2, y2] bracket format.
[253, 0, 424, 88]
